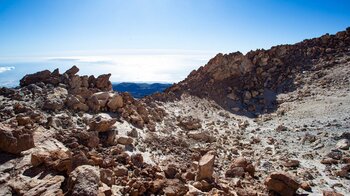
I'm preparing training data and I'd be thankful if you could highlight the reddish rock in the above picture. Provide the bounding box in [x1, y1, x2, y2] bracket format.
[265, 172, 300, 196]
[20, 70, 51, 87]
[65, 65, 79, 76]
[0, 123, 34, 154]
[323, 190, 344, 196]
[88, 115, 117, 132]
[196, 151, 215, 181]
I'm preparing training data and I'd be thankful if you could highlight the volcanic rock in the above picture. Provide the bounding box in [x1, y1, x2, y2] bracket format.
[196, 151, 215, 181]
[68, 165, 100, 196]
[88, 114, 117, 132]
[336, 139, 350, 150]
[264, 172, 300, 196]
[0, 123, 34, 154]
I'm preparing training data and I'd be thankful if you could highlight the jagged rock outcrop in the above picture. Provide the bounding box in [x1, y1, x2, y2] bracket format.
[163, 27, 350, 116]
[0, 123, 34, 154]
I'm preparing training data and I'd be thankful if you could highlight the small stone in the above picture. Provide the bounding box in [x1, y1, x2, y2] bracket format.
[323, 190, 344, 196]
[116, 136, 133, 145]
[283, 159, 300, 167]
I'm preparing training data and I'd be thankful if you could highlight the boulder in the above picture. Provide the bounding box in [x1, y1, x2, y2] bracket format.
[196, 151, 215, 181]
[87, 95, 100, 112]
[131, 153, 144, 168]
[164, 164, 178, 179]
[107, 94, 123, 111]
[10, 175, 65, 196]
[100, 168, 115, 186]
[43, 99, 64, 111]
[66, 95, 89, 112]
[89, 115, 117, 132]
[0, 123, 34, 154]
[20, 70, 51, 87]
[226, 156, 255, 177]
[188, 131, 215, 142]
[91, 92, 111, 108]
[114, 166, 128, 177]
[264, 172, 300, 196]
[95, 74, 112, 91]
[68, 165, 100, 196]
[65, 65, 79, 76]
[31, 149, 72, 172]
[68, 75, 82, 89]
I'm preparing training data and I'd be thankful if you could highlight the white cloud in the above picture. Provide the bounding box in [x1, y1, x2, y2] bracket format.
[0, 66, 15, 73]
[43, 50, 215, 82]
[0, 49, 217, 83]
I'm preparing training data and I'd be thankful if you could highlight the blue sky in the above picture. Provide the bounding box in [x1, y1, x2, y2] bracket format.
[0, 0, 349, 85]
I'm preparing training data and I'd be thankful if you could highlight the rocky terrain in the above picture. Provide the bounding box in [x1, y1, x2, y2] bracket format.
[0, 28, 349, 196]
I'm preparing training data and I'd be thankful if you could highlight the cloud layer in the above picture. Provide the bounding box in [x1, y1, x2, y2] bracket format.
[0, 66, 15, 73]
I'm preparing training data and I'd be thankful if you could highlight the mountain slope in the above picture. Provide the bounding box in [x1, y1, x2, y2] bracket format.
[164, 27, 350, 117]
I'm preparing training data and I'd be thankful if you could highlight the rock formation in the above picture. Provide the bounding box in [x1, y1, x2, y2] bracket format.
[163, 27, 350, 117]
[0, 27, 350, 195]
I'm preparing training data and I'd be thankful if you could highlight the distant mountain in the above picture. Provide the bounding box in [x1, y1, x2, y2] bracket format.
[112, 82, 172, 98]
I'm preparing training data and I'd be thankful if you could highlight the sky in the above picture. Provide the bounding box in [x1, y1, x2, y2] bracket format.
[0, 0, 349, 86]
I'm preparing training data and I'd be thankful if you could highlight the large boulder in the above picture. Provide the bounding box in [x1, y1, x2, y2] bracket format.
[95, 74, 112, 91]
[68, 165, 100, 196]
[9, 175, 65, 196]
[264, 172, 300, 196]
[225, 156, 255, 177]
[196, 151, 215, 181]
[65, 95, 89, 112]
[107, 94, 123, 111]
[65, 65, 79, 76]
[31, 149, 72, 172]
[88, 114, 117, 132]
[20, 70, 52, 87]
[0, 123, 34, 154]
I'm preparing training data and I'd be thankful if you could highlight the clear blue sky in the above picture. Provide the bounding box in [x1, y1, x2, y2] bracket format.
[0, 0, 349, 84]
